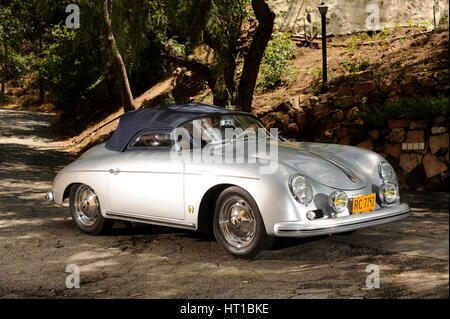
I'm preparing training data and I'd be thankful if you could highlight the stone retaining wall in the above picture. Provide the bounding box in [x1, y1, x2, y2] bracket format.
[377, 117, 449, 191]
[257, 70, 449, 191]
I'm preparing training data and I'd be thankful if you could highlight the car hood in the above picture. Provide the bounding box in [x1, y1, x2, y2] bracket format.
[272, 142, 370, 189]
[214, 138, 378, 190]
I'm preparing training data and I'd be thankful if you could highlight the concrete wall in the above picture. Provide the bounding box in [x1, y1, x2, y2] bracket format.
[270, 0, 449, 35]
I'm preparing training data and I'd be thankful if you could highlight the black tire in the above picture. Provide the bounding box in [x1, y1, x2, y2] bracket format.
[213, 186, 273, 257]
[69, 183, 113, 235]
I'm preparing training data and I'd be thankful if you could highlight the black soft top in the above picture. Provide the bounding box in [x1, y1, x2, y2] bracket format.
[105, 102, 253, 152]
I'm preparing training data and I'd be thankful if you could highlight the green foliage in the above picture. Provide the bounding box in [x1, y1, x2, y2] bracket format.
[147, 0, 247, 56]
[39, 24, 105, 109]
[0, 0, 169, 113]
[407, 19, 414, 28]
[347, 33, 368, 55]
[439, 12, 449, 26]
[21, 94, 40, 106]
[304, 8, 319, 45]
[0, 0, 257, 120]
[0, 3, 29, 84]
[374, 26, 392, 40]
[308, 67, 323, 94]
[258, 32, 296, 89]
[0, 47, 29, 83]
[417, 21, 431, 29]
[340, 58, 369, 74]
[144, 0, 251, 106]
[358, 96, 449, 129]
[312, 66, 322, 78]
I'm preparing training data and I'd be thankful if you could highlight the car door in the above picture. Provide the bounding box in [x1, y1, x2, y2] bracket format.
[107, 132, 185, 220]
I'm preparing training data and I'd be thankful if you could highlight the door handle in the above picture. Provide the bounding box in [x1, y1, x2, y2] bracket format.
[109, 168, 120, 175]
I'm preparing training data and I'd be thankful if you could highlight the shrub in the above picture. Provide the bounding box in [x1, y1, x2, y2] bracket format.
[258, 32, 296, 90]
[340, 58, 369, 73]
[358, 96, 449, 129]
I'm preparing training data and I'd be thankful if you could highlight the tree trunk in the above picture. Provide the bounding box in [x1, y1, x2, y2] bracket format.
[234, 0, 275, 112]
[1, 43, 6, 105]
[0, 81, 5, 105]
[103, 78, 112, 106]
[203, 32, 237, 101]
[38, 37, 45, 104]
[103, 0, 135, 112]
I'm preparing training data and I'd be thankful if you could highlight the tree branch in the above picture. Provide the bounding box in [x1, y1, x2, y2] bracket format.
[144, 4, 216, 91]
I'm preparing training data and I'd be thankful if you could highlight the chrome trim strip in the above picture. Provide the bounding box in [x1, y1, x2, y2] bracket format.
[70, 170, 181, 174]
[117, 171, 182, 174]
[69, 170, 258, 180]
[69, 170, 109, 173]
[185, 172, 260, 180]
[105, 211, 195, 229]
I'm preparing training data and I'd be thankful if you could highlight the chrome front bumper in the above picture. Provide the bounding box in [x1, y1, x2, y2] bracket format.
[274, 203, 410, 237]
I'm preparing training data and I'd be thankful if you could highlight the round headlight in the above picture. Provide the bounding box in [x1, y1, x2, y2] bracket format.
[289, 174, 313, 204]
[330, 191, 348, 213]
[378, 162, 393, 182]
[381, 183, 397, 203]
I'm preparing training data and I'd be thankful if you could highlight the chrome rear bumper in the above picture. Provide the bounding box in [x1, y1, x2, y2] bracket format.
[274, 203, 410, 237]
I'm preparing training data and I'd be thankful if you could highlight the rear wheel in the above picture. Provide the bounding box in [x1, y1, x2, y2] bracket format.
[69, 184, 112, 235]
[213, 186, 273, 257]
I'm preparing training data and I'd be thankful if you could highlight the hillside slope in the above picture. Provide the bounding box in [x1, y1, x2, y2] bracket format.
[58, 27, 449, 155]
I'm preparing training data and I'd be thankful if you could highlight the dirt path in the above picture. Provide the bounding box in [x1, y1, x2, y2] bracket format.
[0, 108, 448, 298]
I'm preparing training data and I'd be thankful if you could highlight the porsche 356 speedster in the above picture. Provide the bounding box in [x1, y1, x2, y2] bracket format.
[46, 103, 410, 257]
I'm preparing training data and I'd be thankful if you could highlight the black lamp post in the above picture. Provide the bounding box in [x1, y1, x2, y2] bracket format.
[318, 2, 328, 92]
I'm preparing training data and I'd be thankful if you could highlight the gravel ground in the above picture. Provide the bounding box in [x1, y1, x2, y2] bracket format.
[0, 108, 448, 299]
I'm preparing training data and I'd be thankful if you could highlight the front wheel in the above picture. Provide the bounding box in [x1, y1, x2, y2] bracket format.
[69, 184, 113, 235]
[213, 186, 273, 257]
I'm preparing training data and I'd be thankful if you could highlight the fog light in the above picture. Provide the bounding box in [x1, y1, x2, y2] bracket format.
[381, 183, 397, 204]
[330, 191, 348, 213]
[306, 211, 316, 220]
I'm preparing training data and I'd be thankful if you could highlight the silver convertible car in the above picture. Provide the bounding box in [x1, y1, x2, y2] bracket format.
[46, 103, 410, 257]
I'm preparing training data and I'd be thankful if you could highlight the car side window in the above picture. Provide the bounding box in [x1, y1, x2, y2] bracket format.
[129, 133, 173, 149]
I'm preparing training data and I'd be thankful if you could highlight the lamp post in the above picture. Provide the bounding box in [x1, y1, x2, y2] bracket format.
[433, 4, 437, 28]
[318, 2, 328, 92]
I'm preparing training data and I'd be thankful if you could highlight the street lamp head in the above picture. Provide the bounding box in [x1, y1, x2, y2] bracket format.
[318, 2, 328, 16]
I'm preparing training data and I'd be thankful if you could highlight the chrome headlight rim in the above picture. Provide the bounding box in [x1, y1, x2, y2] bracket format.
[288, 174, 313, 204]
[329, 190, 348, 213]
[380, 183, 397, 204]
[378, 161, 393, 182]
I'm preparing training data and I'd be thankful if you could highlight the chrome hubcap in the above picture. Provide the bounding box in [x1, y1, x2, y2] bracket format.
[219, 199, 256, 249]
[74, 185, 99, 227]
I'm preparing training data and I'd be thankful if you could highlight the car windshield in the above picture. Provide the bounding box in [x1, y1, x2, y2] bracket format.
[177, 114, 277, 148]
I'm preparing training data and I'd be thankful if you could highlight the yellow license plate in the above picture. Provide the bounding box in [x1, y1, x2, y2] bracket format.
[352, 193, 376, 214]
